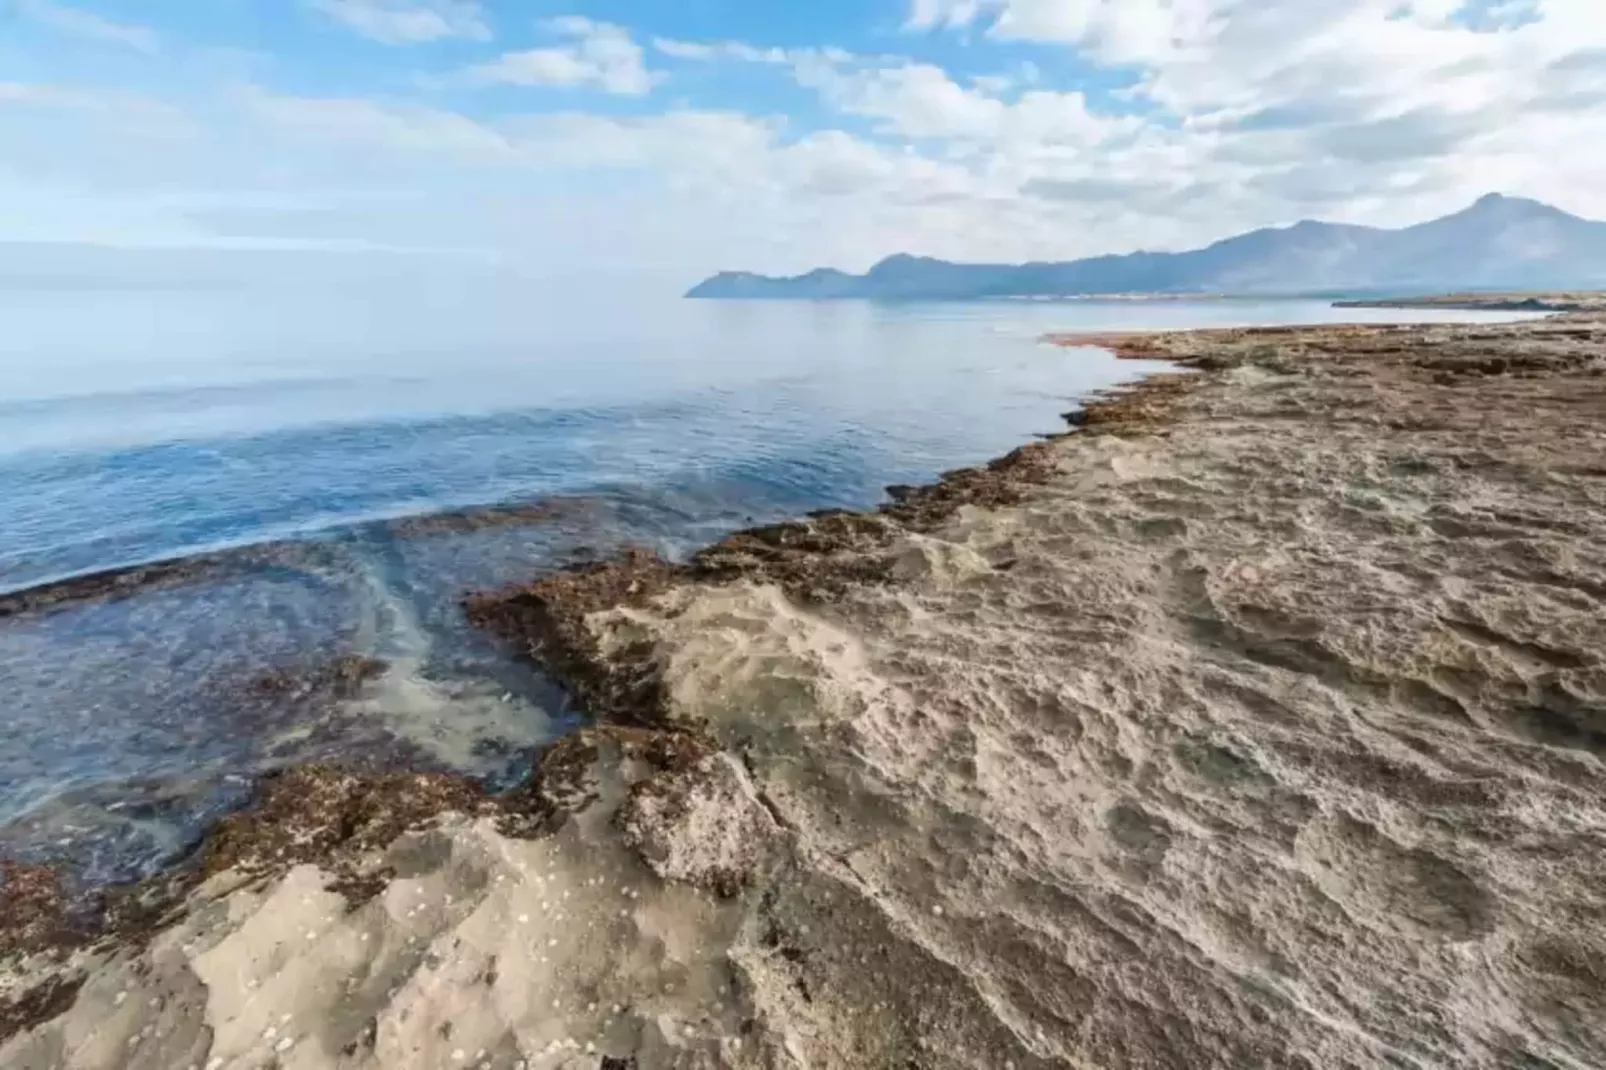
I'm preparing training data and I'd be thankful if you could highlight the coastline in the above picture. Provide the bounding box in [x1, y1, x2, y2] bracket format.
[1332, 291, 1606, 313]
[6, 306, 1606, 1067]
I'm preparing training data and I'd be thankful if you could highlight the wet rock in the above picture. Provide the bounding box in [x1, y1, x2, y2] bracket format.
[382, 497, 602, 539]
[0, 861, 74, 957]
[0, 558, 231, 621]
[0, 539, 342, 621]
[0, 976, 83, 1047]
[200, 764, 491, 882]
[619, 752, 780, 895]
[465, 548, 679, 727]
[241, 654, 387, 702]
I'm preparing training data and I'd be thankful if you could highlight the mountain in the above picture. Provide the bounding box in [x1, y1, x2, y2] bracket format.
[686, 194, 1606, 300]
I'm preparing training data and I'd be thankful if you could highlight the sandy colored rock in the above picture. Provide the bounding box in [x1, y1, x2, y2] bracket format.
[620, 751, 781, 895]
[7, 307, 1606, 1069]
[2, 806, 751, 1068]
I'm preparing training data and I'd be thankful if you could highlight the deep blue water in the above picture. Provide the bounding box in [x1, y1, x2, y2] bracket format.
[0, 283, 1535, 883]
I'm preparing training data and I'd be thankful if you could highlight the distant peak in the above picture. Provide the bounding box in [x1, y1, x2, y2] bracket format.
[1447, 192, 1576, 225]
[1467, 191, 1548, 212]
[872, 252, 927, 268]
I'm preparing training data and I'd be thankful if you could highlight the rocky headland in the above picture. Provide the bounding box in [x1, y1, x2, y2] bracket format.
[4, 306, 1606, 1069]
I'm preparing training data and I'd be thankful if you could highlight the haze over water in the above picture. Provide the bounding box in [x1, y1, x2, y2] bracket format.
[0, 280, 1533, 588]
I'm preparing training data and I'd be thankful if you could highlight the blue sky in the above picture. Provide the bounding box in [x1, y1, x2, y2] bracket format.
[2, 0, 1603, 284]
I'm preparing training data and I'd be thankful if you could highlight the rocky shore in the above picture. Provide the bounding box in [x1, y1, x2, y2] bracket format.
[5, 307, 1606, 1069]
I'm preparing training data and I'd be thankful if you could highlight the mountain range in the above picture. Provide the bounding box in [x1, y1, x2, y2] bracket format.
[686, 194, 1606, 300]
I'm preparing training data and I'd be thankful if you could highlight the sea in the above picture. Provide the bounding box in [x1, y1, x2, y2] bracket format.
[0, 278, 1537, 884]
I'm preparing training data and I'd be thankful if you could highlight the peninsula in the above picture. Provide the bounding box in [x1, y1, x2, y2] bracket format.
[688, 194, 1606, 301]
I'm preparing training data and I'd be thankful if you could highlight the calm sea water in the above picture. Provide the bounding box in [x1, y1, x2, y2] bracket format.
[0, 281, 1535, 883]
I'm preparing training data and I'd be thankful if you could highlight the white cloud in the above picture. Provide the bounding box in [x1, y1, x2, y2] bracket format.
[466, 17, 660, 95]
[3, 77, 1012, 274]
[243, 89, 515, 159]
[797, 60, 998, 139]
[15, 0, 158, 53]
[651, 38, 719, 61]
[653, 38, 792, 64]
[307, 0, 489, 45]
[8, 2, 1606, 281]
[233, 93, 963, 208]
[0, 81, 189, 137]
[793, 55, 1138, 151]
[891, 0, 1606, 231]
[645, 42, 1137, 156]
[778, 129, 986, 203]
[908, 0, 1606, 113]
[505, 109, 781, 177]
[906, 0, 990, 31]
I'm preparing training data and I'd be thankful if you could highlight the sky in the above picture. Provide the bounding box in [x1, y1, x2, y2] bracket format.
[2, 0, 1605, 286]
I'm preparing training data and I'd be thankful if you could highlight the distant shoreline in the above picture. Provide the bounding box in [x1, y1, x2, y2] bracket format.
[686, 194, 1606, 301]
[1332, 291, 1606, 313]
